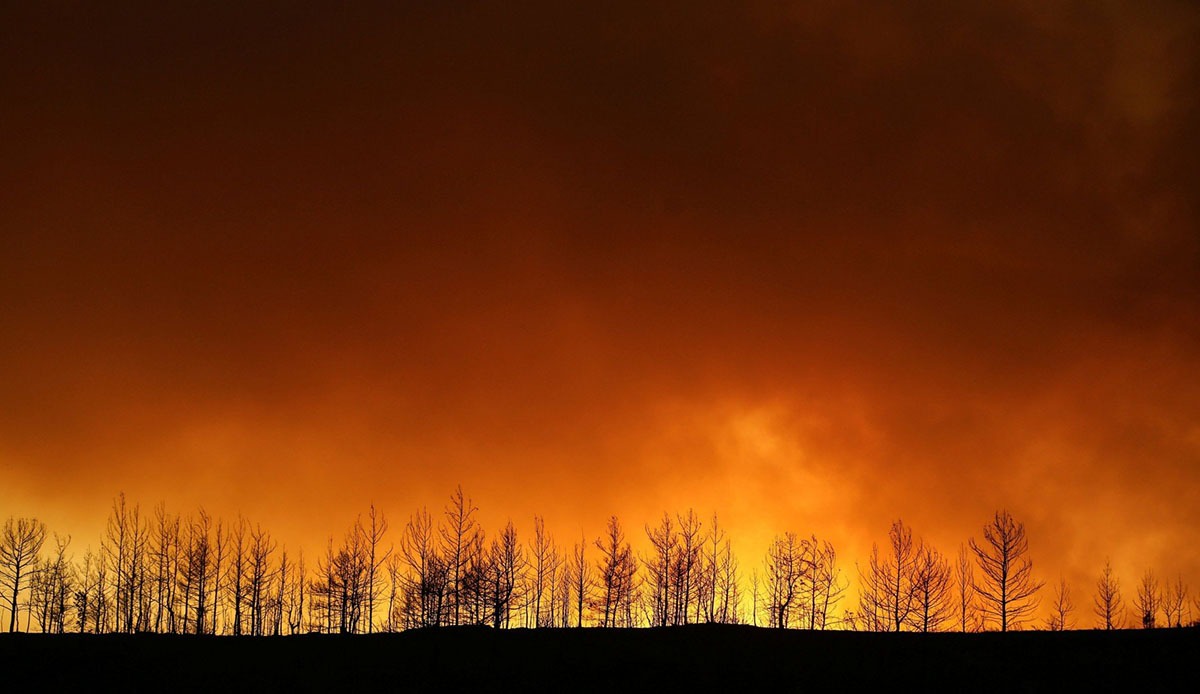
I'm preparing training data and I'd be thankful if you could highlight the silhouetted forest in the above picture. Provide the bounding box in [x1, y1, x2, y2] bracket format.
[2, 488, 1196, 636]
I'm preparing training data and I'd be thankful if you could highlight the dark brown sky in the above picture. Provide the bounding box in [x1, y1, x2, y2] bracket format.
[2, 1, 1198, 612]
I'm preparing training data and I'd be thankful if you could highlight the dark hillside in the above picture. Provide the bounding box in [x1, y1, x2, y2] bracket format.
[2, 625, 1196, 691]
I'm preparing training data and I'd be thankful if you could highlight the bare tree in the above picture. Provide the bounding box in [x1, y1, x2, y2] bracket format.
[644, 513, 676, 627]
[1094, 558, 1124, 630]
[271, 547, 289, 635]
[189, 510, 214, 635]
[309, 537, 336, 633]
[859, 520, 919, 632]
[673, 510, 702, 625]
[307, 527, 368, 634]
[855, 545, 885, 632]
[593, 516, 636, 628]
[700, 513, 725, 623]
[749, 568, 760, 626]
[554, 556, 573, 627]
[105, 493, 148, 633]
[440, 486, 479, 626]
[384, 552, 403, 632]
[360, 504, 390, 633]
[74, 547, 98, 633]
[1133, 569, 1160, 629]
[287, 550, 305, 634]
[954, 544, 978, 632]
[909, 544, 952, 632]
[1045, 577, 1074, 631]
[178, 515, 197, 633]
[571, 534, 591, 627]
[397, 507, 448, 629]
[970, 510, 1042, 631]
[1160, 575, 1188, 628]
[210, 518, 225, 635]
[528, 516, 559, 627]
[150, 503, 179, 633]
[488, 520, 526, 628]
[802, 537, 845, 630]
[714, 535, 744, 625]
[1, 517, 47, 632]
[247, 524, 276, 635]
[31, 533, 72, 633]
[226, 516, 248, 635]
[763, 532, 803, 629]
[458, 532, 488, 626]
[87, 542, 112, 633]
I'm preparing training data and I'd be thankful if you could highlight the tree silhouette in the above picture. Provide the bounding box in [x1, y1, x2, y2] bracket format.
[910, 544, 952, 632]
[954, 544, 978, 632]
[190, 510, 215, 635]
[271, 547, 291, 635]
[1045, 577, 1074, 631]
[73, 547, 98, 633]
[150, 503, 178, 633]
[487, 520, 525, 629]
[226, 516, 248, 635]
[440, 486, 479, 627]
[210, 517, 226, 634]
[801, 536, 844, 630]
[360, 504, 390, 633]
[29, 532, 70, 633]
[594, 516, 635, 628]
[247, 523, 277, 635]
[711, 528, 744, 625]
[84, 543, 111, 632]
[357, 501, 391, 633]
[673, 510, 702, 625]
[763, 532, 803, 628]
[1133, 570, 1160, 629]
[105, 493, 148, 633]
[749, 568, 761, 626]
[396, 507, 448, 629]
[1159, 575, 1188, 628]
[1094, 558, 1124, 630]
[528, 515, 559, 628]
[2, 517, 47, 632]
[859, 519, 919, 632]
[458, 531, 488, 626]
[644, 513, 677, 627]
[700, 513, 725, 624]
[570, 534, 591, 627]
[969, 510, 1042, 631]
[554, 553, 574, 627]
[310, 523, 371, 634]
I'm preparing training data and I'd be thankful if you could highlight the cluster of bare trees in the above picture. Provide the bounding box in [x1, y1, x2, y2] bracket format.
[846, 510, 1198, 633]
[2, 495, 1197, 634]
[2, 517, 48, 632]
[753, 532, 844, 629]
[854, 519, 961, 632]
[853, 511, 1046, 632]
[50, 494, 303, 636]
[1092, 559, 1191, 631]
[385, 490, 554, 631]
[644, 511, 741, 628]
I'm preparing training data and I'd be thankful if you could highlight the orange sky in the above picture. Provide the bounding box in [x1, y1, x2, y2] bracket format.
[2, 1, 1199, 623]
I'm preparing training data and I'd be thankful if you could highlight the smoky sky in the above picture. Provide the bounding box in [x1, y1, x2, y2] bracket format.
[2, 2, 1198, 596]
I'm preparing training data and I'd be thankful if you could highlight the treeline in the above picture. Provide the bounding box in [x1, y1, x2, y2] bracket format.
[0, 489, 1195, 635]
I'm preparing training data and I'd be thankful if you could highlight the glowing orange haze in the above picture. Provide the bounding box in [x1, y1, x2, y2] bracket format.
[2, 1, 1199, 625]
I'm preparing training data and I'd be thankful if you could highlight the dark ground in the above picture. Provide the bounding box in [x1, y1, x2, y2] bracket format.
[1, 625, 1195, 691]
